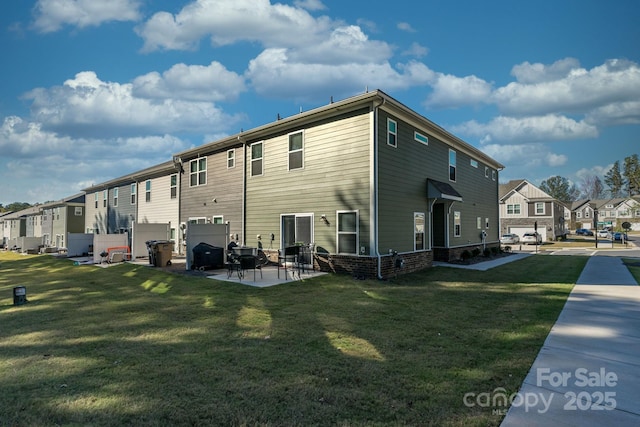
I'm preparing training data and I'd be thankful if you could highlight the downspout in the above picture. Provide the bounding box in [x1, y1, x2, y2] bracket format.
[372, 96, 386, 279]
[239, 136, 246, 246]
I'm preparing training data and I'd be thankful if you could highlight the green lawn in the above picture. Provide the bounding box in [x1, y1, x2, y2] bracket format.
[0, 252, 587, 426]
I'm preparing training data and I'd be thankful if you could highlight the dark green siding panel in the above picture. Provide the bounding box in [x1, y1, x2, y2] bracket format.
[245, 108, 372, 253]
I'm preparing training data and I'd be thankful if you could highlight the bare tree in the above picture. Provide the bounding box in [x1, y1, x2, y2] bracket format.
[578, 175, 606, 200]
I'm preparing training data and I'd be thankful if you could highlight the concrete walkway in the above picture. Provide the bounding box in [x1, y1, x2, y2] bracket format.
[501, 256, 640, 426]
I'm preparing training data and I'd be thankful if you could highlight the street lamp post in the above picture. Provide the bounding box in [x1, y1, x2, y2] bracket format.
[594, 209, 599, 249]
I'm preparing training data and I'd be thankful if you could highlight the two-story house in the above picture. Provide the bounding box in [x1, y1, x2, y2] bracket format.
[174, 90, 503, 277]
[499, 179, 568, 242]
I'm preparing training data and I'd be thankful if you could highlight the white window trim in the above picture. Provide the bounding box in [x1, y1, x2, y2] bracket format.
[387, 118, 397, 147]
[145, 180, 151, 203]
[337, 210, 359, 255]
[189, 158, 207, 187]
[454, 211, 461, 237]
[535, 202, 545, 215]
[507, 204, 521, 215]
[449, 149, 456, 182]
[288, 130, 304, 171]
[130, 184, 136, 205]
[250, 141, 264, 177]
[113, 188, 118, 207]
[227, 149, 235, 169]
[414, 131, 428, 145]
[414, 212, 425, 251]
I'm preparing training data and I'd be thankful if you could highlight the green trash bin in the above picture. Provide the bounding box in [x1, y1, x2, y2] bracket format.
[13, 286, 27, 306]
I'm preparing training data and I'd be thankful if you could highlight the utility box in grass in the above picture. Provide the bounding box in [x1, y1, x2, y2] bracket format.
[13, 286, 27, 306]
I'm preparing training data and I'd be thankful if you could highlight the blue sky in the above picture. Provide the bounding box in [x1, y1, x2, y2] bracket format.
[1, 0, 639, 206]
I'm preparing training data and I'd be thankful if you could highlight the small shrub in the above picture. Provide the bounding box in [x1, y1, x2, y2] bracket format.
[461, 250, 472, 261]
[483, 248, 491, 257]
[490, 246, 500, 256]
[472, 248, 481, 258]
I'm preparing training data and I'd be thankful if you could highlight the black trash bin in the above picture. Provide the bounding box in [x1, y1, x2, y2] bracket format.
[13, 286, 27, 306]
[192, 243, 224, 271]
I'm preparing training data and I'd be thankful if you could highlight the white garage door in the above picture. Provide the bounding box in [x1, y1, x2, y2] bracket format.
[509, 227, 547, 242]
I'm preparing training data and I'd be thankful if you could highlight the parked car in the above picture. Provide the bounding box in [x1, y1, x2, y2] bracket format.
[597, 229, 611, 239]
[522, 232, 542, 245]
[500, 233, 520, 244]
[575, 228, 594, 236]
[613, 232, 623, 241]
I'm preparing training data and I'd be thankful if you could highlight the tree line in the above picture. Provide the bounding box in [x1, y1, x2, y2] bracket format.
[540, 154, 640, 203]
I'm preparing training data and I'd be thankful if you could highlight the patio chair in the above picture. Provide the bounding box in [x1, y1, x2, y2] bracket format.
[239, 254, 262, 281]
[278, 246, 299, 279]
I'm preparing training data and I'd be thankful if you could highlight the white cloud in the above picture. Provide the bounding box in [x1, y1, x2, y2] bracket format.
[246, 49, 428, 101]
[136, 0, 333, 52]
[132, 61, 246, 102]
[510, 58, 581, 84]
[546, 152, 568, 167]
[32, 0, 141, 33]
[454, 115, 599, 144]
[397, 22, 416, 33]
[23, 71, 241, 138]
[402, 42, 429, 58]
[293, 0, 326, 11]
[585, 101, 640, 126]
[424, 74, 493, 109]
[492, 59, 640, 116]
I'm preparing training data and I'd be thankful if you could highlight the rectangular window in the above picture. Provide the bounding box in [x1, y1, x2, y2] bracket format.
[190, 158, 207, 187]
[288, 131, 304, 170]
[337, 211, 358, 254]
[251, 142, 263, 177]
[535, 202, 545, 215]
[414, 212, 425, 251]
[212, 216, 224, 224]
[94, 192, 98, 209]
[387, 118, 397, 147]
[485, 166, 489, 178]
[485, 217, 490, 228]
[131, 184, 136, 204]
[492, 170, 496, 181]
[145, 180, 151, 202]
[188, 217, 207, 224]
[585, 210, 590, 218]
[113, 188, 118, 207]
[170, 174, 177, 199]
[507, 204, 521, 215]
[103, 190, 107, 208]
[170, 228, 176, 241]
[75, 207, 83, 216]
[454, 211, 461, 237]
[470, 159, 478, 168]
[227, 149, 235, 169]
[414, 131, 428, 145]
[577, 212, 582, 219]
[477, 217, 482, 229]
[449, 149, 456, 181]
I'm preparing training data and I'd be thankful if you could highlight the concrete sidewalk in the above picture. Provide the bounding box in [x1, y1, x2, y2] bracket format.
[501, 256, 640, 426]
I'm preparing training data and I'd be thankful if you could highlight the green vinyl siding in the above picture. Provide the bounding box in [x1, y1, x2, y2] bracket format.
[376, 109, 500, 251]
[245, 108, 372, 253]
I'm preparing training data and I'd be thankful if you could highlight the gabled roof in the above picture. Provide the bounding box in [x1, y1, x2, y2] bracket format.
[498, 179, 554, 203]
[571, 199, 592, 210]
[82, 160, 178, 193]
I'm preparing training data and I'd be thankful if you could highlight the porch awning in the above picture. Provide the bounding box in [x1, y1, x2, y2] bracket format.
[427, 179, 463, 202]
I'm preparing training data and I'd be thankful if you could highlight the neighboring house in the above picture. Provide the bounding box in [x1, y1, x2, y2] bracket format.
[5, 210, 26, 242]
[41, 193, 86, 248]
[172, 139, 246, 250]
[570, 199, 596, 230]
[592, 197, 640, 230]
[84, 186, 109, 235]
[0, 211, 14, 248]
[499, 179, 568, 241]
[23, 205, 43, 238]
[132, 161, 181, 247]
[83, 161, 182, 250]
[175, 90, 503, 277]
